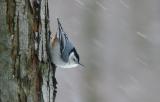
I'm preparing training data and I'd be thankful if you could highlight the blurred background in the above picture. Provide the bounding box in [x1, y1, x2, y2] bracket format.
[48, 0, 160, 102]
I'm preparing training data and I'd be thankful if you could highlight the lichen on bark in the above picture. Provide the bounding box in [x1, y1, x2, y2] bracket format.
[0, 0, 57, 102]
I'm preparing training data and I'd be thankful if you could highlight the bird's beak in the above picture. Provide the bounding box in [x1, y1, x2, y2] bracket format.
[78, 62, 85, 68]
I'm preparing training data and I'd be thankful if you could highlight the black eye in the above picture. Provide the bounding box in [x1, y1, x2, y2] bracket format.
[73, 58, 76, 61]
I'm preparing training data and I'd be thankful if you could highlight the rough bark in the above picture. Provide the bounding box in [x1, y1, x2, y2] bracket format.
[0, 0, 57, 102]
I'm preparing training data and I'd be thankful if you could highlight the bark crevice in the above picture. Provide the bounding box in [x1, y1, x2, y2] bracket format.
[4, 0, 57, 102]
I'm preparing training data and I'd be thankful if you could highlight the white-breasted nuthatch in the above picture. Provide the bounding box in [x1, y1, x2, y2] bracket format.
[49, 18, 83, 68]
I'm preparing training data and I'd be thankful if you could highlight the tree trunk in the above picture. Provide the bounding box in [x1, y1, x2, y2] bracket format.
[0, 0, 57, 102]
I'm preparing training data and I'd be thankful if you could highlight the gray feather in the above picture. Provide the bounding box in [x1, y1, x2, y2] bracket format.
[57, 19, 74, 62]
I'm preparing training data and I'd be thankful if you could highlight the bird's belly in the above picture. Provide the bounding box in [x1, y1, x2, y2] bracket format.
[58, 63, 78, 68]
[50, 43, 78, 68]
[52, 54, 78, 68]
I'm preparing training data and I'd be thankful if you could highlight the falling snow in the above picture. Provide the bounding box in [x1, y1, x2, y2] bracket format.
[137, 32, 148, 40]
[96, 1, 107, 10]
[74, 0, 85, 6]
[120, 0, 129, 8]
[48, 0, 160, 102]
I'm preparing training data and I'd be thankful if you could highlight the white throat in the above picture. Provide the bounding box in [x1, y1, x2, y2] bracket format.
[58, 63, 79, 68]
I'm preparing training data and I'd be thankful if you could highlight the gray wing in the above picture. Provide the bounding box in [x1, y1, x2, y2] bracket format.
[57, 18, 74, 62]
[57, 31, 74, 62]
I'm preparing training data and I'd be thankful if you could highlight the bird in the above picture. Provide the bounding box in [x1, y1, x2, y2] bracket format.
[49, 18, 83, 68]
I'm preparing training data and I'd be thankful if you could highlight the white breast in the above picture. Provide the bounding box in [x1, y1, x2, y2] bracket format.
[49, 40, 78, 68]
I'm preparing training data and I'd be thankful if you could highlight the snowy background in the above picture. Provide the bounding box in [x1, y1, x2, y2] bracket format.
[48, 0, 160, 102]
